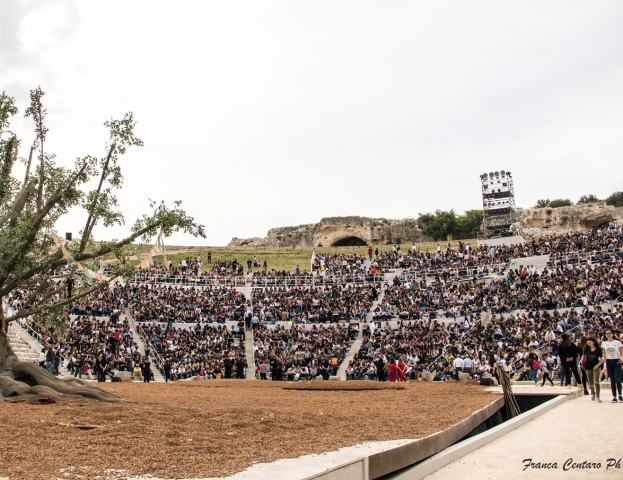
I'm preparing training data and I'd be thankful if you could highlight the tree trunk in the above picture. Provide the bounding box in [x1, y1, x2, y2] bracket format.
[0, 330, 123, 403]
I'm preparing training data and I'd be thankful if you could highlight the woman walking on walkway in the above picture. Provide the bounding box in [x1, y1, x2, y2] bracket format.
[529, 353, 540, 386]
[558, 334, 581, 387]
[579, 336, 589, 395]
[540, 354, 554, 387]
[602, 330, 623, 402]
[581, 336, 603, 403]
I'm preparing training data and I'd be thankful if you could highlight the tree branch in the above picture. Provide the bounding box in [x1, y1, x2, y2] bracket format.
[37, 137, 44, 211]
[0, 220, 158, 298]
[0, 161, 89, 287]
[25, 141, 35, 183]
[0, 136, 17, 203]
[80, 143, 115, 253]
[6, 277, 68, 321]
[5, 280, 109, 324]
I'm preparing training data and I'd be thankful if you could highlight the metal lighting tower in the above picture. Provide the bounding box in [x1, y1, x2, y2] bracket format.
[480, 170, 516, 239]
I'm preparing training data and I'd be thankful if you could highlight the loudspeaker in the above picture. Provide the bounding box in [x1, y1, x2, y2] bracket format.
[480, 378, 495, 386]
[65, 232, 72, 241]
[111, 377, 122, 383]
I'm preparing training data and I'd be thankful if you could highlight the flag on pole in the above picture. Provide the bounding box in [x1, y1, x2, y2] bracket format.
[157, 230, 168, 268]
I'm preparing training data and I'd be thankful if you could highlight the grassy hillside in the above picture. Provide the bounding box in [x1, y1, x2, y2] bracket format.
[150, 239, 478, 273]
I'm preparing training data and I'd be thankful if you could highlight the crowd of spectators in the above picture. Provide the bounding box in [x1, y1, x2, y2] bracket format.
[251, 283, 380, 324]
[6, 224, 623, 388]
[253, 323, 356, 380]
[19, 311, 142, 380]
[372, 228, 622, 321]
[141, 322, 248, 380]
[125, 284, 248, 323]
[347, 301, 623, 385]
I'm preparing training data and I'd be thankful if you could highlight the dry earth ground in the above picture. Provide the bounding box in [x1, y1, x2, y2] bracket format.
[0, 381, 499, 480]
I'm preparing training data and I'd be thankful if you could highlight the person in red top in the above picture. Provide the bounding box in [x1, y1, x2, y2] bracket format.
[397, 359, 407, 382]
[114, 330, 121, 355]
[368, 246, 373, 261]
[388, 358, 398, 382]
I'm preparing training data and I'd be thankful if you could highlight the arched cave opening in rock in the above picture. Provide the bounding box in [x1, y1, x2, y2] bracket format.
[332, 236, 367, 247]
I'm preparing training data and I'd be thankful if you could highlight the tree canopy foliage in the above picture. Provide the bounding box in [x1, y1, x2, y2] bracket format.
[536, 191, 623, 208]
[0, 88, 206, 333]
[0, 88, 206, 402]
[605, 191, 623, 207]
[417, 209, 483, 241]
[546, 198, 573, 208]
[577, 194, 602, 204]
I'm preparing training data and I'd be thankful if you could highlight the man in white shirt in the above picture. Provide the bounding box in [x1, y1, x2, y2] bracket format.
[463, 356, 474, 376]
[453, 356, 464, 380]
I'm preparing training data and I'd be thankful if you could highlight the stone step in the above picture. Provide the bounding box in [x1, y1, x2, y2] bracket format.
[124, 308, 165, 382]
[8, 333, 42, 363]
[336, 268, 402, 380]
[245, 328, 255, 380]
[8, 322, 71, 376]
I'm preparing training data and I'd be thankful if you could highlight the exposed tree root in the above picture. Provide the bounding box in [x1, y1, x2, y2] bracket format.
[0, 331, 124, 403]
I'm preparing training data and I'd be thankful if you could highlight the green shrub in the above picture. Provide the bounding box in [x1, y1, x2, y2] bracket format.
[547, 199, 573, 208]
[605, 191, 623, 207]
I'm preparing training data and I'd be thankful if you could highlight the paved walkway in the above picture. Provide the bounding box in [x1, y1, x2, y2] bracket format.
[424, 393, 623, 479]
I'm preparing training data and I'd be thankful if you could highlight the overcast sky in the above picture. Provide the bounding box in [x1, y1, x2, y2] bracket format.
[2, 1, 623, 246]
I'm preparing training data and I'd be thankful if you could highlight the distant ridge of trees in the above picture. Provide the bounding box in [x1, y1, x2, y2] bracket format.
[533, 190, 623, 209]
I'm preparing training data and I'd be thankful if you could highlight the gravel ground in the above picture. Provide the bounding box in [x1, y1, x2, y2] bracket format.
[0, 381, 498, 480]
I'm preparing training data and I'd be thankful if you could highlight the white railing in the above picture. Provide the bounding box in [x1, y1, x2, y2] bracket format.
[127, 273, 386, 288]
[546, 248, 621, 267]
[15, 318, 70, 367]
[136, 323, 165, 372]
[399, 263, 508, 282]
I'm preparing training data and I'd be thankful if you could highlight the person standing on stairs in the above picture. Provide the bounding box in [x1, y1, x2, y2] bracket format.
[45, 347, 54, 374]
[236, 356, 247, 379]
[38, 348, 46, 368]
[163, 359, 171, 383]
[141, 356, 152, 383]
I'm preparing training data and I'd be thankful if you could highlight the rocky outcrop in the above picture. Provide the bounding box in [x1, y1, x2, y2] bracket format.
[517, 203, 623, 237]
[228, 204, 623, 248]
[228, 216, 432, 248]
